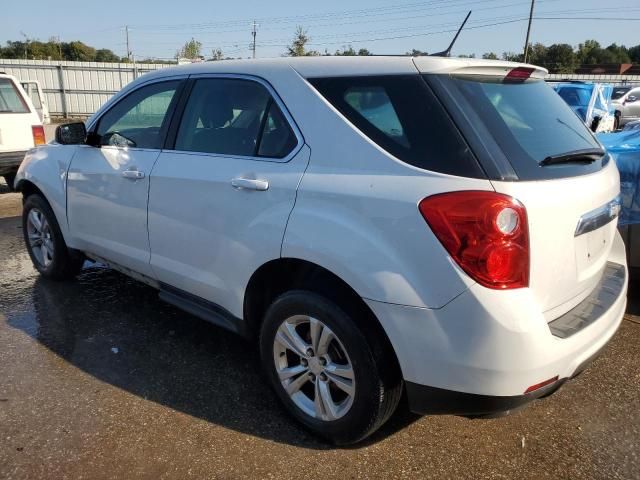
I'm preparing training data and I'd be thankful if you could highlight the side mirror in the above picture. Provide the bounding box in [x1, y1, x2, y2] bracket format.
[55, 122, 86, 145]
[626, 95, 638, 104]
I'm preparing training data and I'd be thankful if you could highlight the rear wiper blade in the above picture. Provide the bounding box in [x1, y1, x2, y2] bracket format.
[540, 148, 605, 167]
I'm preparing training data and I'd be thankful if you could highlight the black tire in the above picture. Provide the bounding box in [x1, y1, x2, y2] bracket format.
[3, 173, 16, 192]
[22, 194, 84, 280]
[259, 290, 402, 445]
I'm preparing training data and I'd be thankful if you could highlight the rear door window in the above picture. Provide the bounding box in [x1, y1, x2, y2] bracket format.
[0, 78, 29, 113]
[309, 75, 484, 178]
[174, 78, 298, 159]
[428, 75, 606, 180]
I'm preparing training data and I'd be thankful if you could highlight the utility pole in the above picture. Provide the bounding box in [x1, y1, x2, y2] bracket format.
[251, 20, 258, 59]
[523, 0, 535, 63]
[20, 31, 28, 59]
[125, 25, 132, 62]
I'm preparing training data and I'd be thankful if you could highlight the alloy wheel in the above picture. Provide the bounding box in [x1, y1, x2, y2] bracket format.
[273, 315, 355, 421]
[26, 208, 54, 268]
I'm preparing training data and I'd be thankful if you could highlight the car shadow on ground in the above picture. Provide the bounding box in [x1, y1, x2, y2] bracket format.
[6, 265, 420, 449]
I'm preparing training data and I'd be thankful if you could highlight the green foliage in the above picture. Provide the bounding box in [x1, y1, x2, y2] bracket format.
[335, 45, 372, 56]
[482, 52, 499, 60]
[178, 38, 202, 60]
[286, 27, 320, 57]
[0, 39, 121, 62]
[406, 49, 428, 56]
[211, 48, 224, 61]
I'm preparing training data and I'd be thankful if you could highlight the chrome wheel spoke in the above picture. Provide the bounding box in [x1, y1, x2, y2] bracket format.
[326, 370, 355, 396]
[28, 210, 43, 232]
[315, 379, 338, 420]
[316, 324, 335, 357]
[325, 361, 354, 381]
[278, 364, 307, 381]
[275, 322, 309, 358]
[285, 370, 310, 395]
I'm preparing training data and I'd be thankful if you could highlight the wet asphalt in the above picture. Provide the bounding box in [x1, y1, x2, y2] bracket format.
[0, 182, 639, 479]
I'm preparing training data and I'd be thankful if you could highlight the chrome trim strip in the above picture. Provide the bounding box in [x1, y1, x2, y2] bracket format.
[574, 196, 621, 237]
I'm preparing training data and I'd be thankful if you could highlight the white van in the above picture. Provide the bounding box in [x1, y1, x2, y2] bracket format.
[0, 73, 45, 190]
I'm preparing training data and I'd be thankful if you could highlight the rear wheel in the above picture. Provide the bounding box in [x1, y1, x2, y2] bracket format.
[3, 173, 16, 192]
[22, 194, 84, 280]
[260, 290, 402, 445]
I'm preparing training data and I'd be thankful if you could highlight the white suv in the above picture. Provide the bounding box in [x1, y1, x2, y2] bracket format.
[0, 73, 45, 190]
[15, 57, 628, 444]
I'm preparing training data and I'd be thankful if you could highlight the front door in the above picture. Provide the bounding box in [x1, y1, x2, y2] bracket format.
[148, 76, 308, 317]
[67, 79, 182, 276]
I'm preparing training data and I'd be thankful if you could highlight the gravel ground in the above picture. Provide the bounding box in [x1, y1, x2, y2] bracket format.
[0, 191, 639, 480]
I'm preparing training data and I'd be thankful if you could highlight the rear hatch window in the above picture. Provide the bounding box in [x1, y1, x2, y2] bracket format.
[427, 74, 607, 180]
[309, 75, 485, 178]
[0, 78, 29, 114]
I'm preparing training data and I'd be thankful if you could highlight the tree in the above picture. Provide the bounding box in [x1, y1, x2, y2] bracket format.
[178, 38, 202, 60]
[61, 41, 96, 61]
[286, 26, 319, 56]
[482, 52, 498, 60]
[335, 45, 357, 56]
[211, 48, 224, 61]
[545, 43, 577, 73]
[95, 48, 120, 62]
[457, 54, 476, 58]
[406, 49, 428, 56]
[502, 51, 523, 62]
[358, 48, 372, 56]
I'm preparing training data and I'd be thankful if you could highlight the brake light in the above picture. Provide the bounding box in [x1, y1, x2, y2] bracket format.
[505, 67, 535, 83]
[32, 125, 46, 146]
[418, 191, 529, 289]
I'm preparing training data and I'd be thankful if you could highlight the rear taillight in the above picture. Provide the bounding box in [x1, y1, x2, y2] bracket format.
[418, 191, 529, 289]
[32, 125, 46, 146]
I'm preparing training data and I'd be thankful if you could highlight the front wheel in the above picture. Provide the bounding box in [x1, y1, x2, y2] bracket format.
[22, 194, 84, 280]
[260, 290, 402, 445]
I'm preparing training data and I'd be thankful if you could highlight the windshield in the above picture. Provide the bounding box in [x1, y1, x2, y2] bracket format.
[0, 78, 29, 113]
[612, 87, 631, 100]
[429, 75, 604, 180]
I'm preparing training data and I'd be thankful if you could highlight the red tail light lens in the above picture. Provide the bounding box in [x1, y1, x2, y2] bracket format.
[32, 125, 46, 146]
[504, 67, 535, 83]
[418, 191, 529, 289]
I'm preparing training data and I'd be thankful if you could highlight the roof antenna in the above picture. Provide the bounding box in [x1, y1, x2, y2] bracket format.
[429, 11, 472, 57]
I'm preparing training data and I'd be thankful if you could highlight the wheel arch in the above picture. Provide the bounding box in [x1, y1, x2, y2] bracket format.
[244, 257, 402, 380]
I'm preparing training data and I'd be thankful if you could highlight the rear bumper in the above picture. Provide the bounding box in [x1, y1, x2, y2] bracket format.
[0, 151, 27, 175]
[366, 231, 628, 412]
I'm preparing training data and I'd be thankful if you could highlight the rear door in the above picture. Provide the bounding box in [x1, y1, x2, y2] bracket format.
[148, 76, 308, 317]
[67, 79, 183, 277]
[424, 65, 620, 317]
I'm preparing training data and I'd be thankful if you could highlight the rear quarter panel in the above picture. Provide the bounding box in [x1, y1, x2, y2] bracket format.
[278, 72, 494, 308]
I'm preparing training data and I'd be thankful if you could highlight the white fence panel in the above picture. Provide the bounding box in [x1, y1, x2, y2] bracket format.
[0, 59, 172, 117]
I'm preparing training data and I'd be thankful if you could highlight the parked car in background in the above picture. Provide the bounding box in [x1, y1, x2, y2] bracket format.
[613, 85, 640, 128]
[551, 81, 616, 132]
[598, 128, 640, 273]
[14, 57, 628, 444]
[20, 80, 50, 124]
[0, 72, 45, 190]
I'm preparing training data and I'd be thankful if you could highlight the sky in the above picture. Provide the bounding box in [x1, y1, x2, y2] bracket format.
[2, 0, 640, 60]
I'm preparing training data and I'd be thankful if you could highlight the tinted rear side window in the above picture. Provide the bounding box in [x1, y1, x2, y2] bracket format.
[309, 75, 484, 178]
[0, 78, 29, 113]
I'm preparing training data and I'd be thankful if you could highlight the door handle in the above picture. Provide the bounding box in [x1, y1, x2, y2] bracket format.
[122, 170, 145, 180]
[231, 177, 269, 191]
